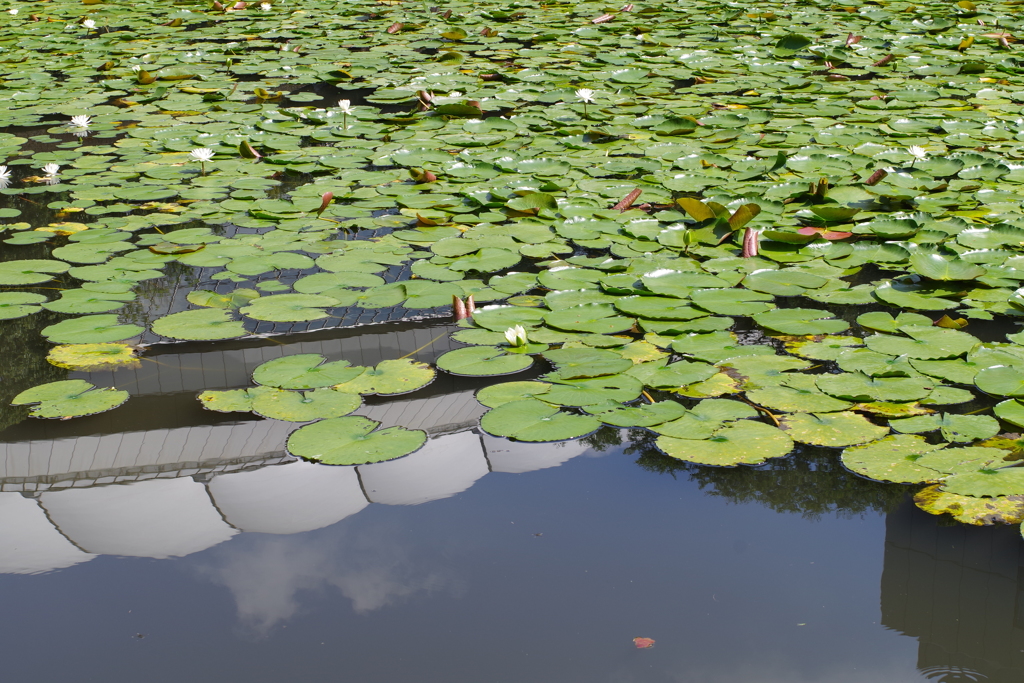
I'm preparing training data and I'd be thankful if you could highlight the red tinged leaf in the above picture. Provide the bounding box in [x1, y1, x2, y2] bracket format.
[846, 33, 862, 46]
[613, 188, 642, 212]
[796, 226, 853, 240]
[621, 3, 634, 10]
[316, 192, 333, 217]
[238, 139, 262, 160]
[232, 1, 247, 9]
[213, 0, 225, 9]
[387, 22, 403, 33]
[466, 295, 476, 316]
[872, 54, 895, 67]
[592, 13, 614, 23]
[442, 9, 452, 19]
[633, 637, 655, 649]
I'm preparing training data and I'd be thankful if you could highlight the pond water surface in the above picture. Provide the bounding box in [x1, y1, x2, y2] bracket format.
[0, 320, 1020, 683]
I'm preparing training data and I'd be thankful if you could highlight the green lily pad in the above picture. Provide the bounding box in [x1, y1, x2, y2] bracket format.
[542, 374, 644, 406]
[856, 311, 934, 333]
[241, 293, 340, 322]
[976, 365, 1024, 397]
[670, 331, 776, 363]
[470, 305, 547, 331]
[784, 336, 863, 360]
[332, 359, 435, 395]
[253, 354, 366, 389]
[889, 413, 1000, 443]
[780, 411, 890, 447]
[0, 259, 70, 285]
[151, 309, 247, 341]
[480, 399, 600, 442]
[657, 420, 794, 466]
[198, 388, 259, 413]
[43, 314, 145, 344]
[817, 372, 935, 402]
[476, 381, 552, 408]
[752, 308, 849, 335]
[840, 434, 947, 484]
[942, 468, 1024, 498]
[864, 326, 978, 359]
[691, 288, 774, 315]
[542, 347, 632, 379]
[995, 399, 1024, 427]
[747, 378, 854, 413]
[287, 416, 427, 465]
[544, 304, 635, 334]
[625, 360, 718, 388]
[584, 399, 688, 427]
[0, 292, 47, 320]
[251, 388, 362, 422]
[11, 379, 129, 419]
[436, 346, 534, 376]
[651, 399, 759, 439]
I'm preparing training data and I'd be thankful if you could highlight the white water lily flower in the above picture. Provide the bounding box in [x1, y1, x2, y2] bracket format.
[8, 8, 17, 15]
[189, 148, 215, 162]
[131, 64, 142, 73]
[337, 99, 354, 114]
[82, 19, 95, 29]
[0, 165, 10, 189]
[907, 145, 928, 160]
[70, 115, 91, 128]
[575, 88, 595, 103]
[504, 325, 528, 348]
[42, 163, 60, 177]
[260, 1, 272, 9]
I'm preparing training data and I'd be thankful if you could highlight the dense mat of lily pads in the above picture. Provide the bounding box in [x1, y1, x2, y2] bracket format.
[9, 0, 1024, 529]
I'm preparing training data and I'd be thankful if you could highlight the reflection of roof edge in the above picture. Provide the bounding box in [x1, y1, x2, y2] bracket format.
[5, 453, 291, 493]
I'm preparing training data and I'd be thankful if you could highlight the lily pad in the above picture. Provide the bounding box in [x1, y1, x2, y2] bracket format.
[46, 343, 139, 371]
[780, 411, 889, 447]
[476, 381, 552, 408]
[752, 308, 849, 335]
[656, 420, 794, 466]
[151, 309, 246, 341]
[253, 354, 366, 389]
[43, 315, 144, 344]
[332, 359, 435, 395]
[889, 413, 1000, 443]
[436, 346, 533, 376]
[480, 399, 600, 441]
[840, 435, 948, 483]
[11, 380, 129, 419]
[251, 388, 362, 422]
[287, 416, 427, 465]
[0, 292, 47, 320]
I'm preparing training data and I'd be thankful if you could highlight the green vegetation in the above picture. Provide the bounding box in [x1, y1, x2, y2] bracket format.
[5, 0, 1024, 526]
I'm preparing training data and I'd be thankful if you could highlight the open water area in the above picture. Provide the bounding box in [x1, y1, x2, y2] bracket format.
[0, 317, 1020, 683]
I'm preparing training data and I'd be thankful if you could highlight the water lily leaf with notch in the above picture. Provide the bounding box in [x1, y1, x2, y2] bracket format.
[717, 355, 811, 389]
[542, 347, 632, 379]
[657, 420, 794, 466]
[975, 365, 1024, 397]
[46, 343, 139, 371]
[671, 331, 776, 363]
[748, 376, 854, 413]
[505, 192, 558, 215]
[743, 269, 829, 296]
[874, 282, 959, 310]
[909, 358, 982, 384]
[0, 292, 46, 320]
[584, 399, 688, 427]
[187, 288, 260, 309]
[836, 349, 918, 378]
[941, 468, 1024, 498]
[253, 354, 365, 389]
[780, 411, 889, 447]
[287, 416, 426, 465]
[856, 311, 935, 333]
[332, 359, 435, 396]
[480, 399, 600, 442]
[544, 304, 635, 334]
[643, 272, 734, 298]
[151, 309, 246, 341]
[865, 326, 978, 359]
[625, 360, 717, 388]
[753, 308, 849, 335]
[476, 381, 551, 408]
[542, 374, 643, 406]
[240, 293, 340, 322]
[198, 388, 260, 413]
[436, 346, 533, 376]
[994, 399, 1024, 427]
[840, 434, 948, 483]
[914, 485, 1024, 526]
[613, 296, 709, 320]
[0, 259, 71, 285]
[890, 413, 1000, 442]
[649, 398, 758, 439]
[910, 252, 986, 281]
[470, 305, 547, 331]
[448, 248, 521, 273]
[43, 315, 145, 344]
[251, 388, 362, 422]
[11, 379, 129, 419]
[690, 288, 775, 315]
[920, 386, 975, 406]
[784, 335, 863, 360]
[817, 372, 934, 402]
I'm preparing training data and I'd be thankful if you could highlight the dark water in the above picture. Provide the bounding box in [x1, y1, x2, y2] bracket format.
[0, 321, 1021, 683]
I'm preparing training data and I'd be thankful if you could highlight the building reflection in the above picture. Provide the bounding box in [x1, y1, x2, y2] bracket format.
[882, 499, 1024, 683]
